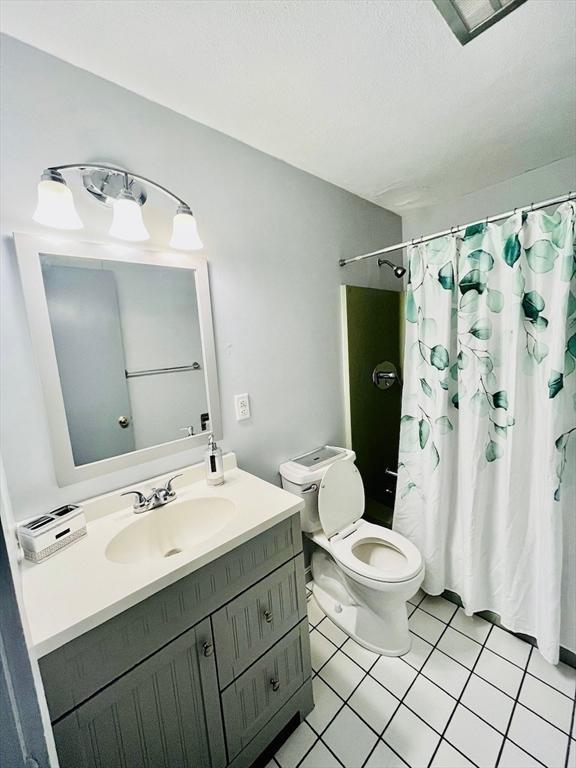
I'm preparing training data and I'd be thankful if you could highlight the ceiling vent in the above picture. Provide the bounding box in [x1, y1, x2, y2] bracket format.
[433, 0, 528, 45]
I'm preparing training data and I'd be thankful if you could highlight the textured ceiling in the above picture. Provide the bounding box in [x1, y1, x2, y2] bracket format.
[1, 0, 575, 212]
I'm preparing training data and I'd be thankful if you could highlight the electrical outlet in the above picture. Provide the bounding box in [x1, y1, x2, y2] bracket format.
[234, 393, 250, 421]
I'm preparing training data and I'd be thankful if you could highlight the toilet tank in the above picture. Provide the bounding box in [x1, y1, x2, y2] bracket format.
[279, 446, 356, 533]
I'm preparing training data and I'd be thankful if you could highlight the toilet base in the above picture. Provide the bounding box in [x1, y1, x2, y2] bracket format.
[311, 549, 415, 656]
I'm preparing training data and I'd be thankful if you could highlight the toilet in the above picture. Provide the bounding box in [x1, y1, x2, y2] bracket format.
[280, 446, 424, 656]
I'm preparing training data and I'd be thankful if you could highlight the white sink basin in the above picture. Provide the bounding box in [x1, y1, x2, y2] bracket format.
[106, 497, 236, 564]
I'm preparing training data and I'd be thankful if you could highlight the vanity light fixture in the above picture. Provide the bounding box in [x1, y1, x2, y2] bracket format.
[109, 173, 150, 242]
[33, 163, 203, 250]
[170, 204, 203, 250]
[33, 170, 83, 230]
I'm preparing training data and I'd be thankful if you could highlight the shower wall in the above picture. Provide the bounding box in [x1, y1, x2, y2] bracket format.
[342, 285, 403, 527]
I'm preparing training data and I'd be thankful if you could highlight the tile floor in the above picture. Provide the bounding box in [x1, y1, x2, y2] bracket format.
[267, 586, 576, 768]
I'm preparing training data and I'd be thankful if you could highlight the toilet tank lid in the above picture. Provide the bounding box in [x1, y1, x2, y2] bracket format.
[279, 446, 355, 485]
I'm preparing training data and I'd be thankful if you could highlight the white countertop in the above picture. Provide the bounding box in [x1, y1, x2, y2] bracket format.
[21, 455, 303, 657]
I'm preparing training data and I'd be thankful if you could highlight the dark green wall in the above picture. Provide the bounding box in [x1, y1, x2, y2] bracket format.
[345, 286, 402, 524]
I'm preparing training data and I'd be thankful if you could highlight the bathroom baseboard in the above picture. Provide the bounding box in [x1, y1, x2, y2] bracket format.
[441, 589, 576, 669]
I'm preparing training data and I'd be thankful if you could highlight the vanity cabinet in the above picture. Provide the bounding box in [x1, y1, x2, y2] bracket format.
[52, 619, 225, 768]
[39, 515, 313, 768]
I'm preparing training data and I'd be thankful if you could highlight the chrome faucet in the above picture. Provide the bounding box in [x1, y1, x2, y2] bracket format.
[121, 474, 183, 514]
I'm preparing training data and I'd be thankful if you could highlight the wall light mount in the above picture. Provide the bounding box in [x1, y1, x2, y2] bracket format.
[33, 163, 204, 250]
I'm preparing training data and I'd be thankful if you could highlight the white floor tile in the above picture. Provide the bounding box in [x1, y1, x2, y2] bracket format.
[317, 618, 349, 648]
[365, 741, 409, 767]
[384, 705, 440, 767]
[402, 632, 434, 671]
[508, 704, 569, 767]
[319, 650, 365, 700]
[485, 626, 531, 669]
[342, 637, 379, 671]
[449, 608, 491, 644]
[307, 596, 325, 627]
[274, 722, 317, 768]
[370, 655, 418, 699]
[348, 675, 399, 733]
[299, 740, 341, 768]
[306, 676, 343, 734]
[527, 650, 576, 698]
[519, 673, 574, 734]
[568, 740, 576, 768]
[438, 627, 482, 669]
[460, 674, 514, 734]
[430, 740, 475, 767]
[409, 607, 446, 645]
[404, 675, 456, 734]
[445, 704, 503, 767]
[474, 648, 524, 698]
[499, 739, 545, 768]
[407, 588, 425, 607]
[422, 649, 470, 698]
[420, 595, 458, 623]
[323, 705, 378, 766]
[310, 630, 338, 671]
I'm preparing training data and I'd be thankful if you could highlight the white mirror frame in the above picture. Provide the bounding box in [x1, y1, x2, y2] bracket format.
[14, 233, 222, 486]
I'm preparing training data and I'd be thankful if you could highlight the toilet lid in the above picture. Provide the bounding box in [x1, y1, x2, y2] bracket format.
[318, 460, 364, 539]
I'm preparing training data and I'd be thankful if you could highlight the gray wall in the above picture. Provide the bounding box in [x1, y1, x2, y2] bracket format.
[0, 36, 401, 520]
[402, 155, 575, 240]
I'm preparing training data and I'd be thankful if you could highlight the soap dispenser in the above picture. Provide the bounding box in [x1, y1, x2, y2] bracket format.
[205, 434, 224, 486]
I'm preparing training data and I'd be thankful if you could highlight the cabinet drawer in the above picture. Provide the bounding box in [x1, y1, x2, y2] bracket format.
[221, 620, 311, 761]
[53, 619, 225, 768]
[40, 514, 302, 721]
[213, 554, 306, 688]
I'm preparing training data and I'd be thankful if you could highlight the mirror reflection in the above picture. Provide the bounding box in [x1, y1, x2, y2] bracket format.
[40, 254, 209, 466]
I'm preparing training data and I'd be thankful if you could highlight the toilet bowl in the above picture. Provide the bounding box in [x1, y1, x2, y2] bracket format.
[279, 446, 424, 656]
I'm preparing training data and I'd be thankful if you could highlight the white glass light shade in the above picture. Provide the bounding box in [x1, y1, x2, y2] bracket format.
[109, 196, 149, 242]
[33, 179, 83, 230]
[170, 208, 203, 250]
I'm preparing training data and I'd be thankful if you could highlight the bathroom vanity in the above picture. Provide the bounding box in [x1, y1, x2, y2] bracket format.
[22, 457, 313, 768]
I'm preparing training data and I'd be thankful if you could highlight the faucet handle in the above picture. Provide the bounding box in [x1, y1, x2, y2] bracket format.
[164, 473, 183, 497]
[121, 490, 148, 512]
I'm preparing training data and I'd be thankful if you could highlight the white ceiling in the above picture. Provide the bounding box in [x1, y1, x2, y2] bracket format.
[2, 0, 575, 212]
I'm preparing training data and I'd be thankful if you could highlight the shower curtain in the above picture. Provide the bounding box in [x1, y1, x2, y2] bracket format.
[393, 202, 576, 663]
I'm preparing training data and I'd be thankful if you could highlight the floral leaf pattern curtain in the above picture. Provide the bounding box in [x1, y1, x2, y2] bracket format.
[394, 202, 576, 663]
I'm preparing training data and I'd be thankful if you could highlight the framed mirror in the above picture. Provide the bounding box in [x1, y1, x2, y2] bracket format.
[15, 233, 221, 485]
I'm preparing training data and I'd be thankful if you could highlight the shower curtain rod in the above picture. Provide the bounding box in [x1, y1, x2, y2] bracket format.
[339, 191, 576, 267]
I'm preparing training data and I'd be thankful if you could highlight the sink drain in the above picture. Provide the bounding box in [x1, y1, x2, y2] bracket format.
[164, 548, 183, 558]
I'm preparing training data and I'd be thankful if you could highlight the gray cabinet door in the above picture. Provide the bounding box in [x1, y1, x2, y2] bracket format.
[221, 620, 311, 761]
[53, 619, 225, 768]
[213, 554, 307, 688]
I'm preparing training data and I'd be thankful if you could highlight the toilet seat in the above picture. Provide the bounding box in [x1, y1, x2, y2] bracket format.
[330, 521, 423, 583]
[316, 460, 423, 584]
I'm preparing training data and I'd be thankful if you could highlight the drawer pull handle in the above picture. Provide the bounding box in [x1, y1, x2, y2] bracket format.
[263, 609, 273, 623]
[270, 678, 280, 692]
[202, 641, 214, 657]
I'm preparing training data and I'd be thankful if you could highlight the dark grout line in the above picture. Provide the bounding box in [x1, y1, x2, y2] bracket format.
[494, 645, 534, 768]
[294, 729, 346, 768]
[566, 692, 576, 768]
[425, 622, 496, 768]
